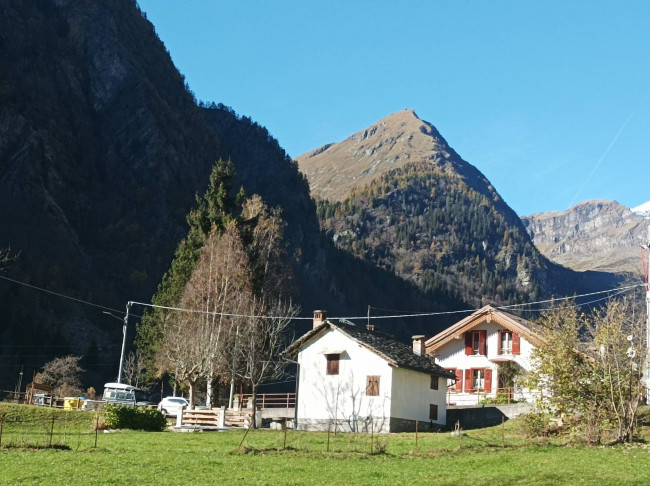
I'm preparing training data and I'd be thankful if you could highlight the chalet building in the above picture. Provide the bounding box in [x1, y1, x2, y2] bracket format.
[425, 305, 544, 406]
[285, 311, 454, 433]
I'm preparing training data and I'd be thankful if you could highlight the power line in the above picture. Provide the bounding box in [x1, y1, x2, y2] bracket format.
[0, 274, 123, 314]
[1, 271, 643, 324]
[132, 283, 645, 322]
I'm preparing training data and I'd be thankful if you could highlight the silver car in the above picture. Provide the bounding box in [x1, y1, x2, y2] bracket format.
[157, 396, 189, 417]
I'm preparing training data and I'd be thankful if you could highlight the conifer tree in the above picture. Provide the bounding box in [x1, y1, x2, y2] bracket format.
[135, 159, 242, 382]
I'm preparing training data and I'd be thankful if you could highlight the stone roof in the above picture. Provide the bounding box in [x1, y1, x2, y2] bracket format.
[285, 319, 454, 378]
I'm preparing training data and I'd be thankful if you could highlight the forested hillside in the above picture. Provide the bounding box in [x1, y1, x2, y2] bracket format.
[299, 111, 623, 308]
[0, 0, 465, 391]
[317, 161, 547, 305]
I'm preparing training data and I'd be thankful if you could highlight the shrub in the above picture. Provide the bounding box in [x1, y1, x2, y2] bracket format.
[103, 405, 167, 431]
[522, 412, 547, 438]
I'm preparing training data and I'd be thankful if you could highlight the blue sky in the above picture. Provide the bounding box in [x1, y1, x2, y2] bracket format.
[137, 1, 650, 216]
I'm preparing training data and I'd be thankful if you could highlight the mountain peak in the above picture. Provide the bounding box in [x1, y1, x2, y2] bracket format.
[296, 110, 454, 201]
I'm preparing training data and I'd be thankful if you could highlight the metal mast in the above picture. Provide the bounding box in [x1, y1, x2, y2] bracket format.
[641, 226, 650, 404]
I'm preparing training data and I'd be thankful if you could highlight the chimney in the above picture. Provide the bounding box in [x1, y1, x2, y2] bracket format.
[313, 310, 327, 329]
[412, 335, 426, 356]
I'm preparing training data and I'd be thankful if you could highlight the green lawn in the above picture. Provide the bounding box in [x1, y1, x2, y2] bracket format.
[2, 403, 650, 485]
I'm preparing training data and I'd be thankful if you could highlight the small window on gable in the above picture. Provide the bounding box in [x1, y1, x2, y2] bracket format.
[430, 375, 439, 390]
[366, 375, 380, 396]
[500, 331, 513, 354]
[466, 330, 487, 355]
[326, 354, 340, 375]
[429, 404, 438, 421]
[472, 331, 481, 354]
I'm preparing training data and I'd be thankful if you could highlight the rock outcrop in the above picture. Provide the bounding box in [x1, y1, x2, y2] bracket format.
[522, 200, 649, 274]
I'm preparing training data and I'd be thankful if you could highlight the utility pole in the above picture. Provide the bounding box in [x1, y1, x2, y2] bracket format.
[117, 301, 132, 384]
[641, 227, 650, 405]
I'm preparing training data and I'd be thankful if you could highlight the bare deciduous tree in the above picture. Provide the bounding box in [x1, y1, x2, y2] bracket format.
[35, 355, 84, 397]
[122, 350, 146, 388]
[237, 298, 299, 427]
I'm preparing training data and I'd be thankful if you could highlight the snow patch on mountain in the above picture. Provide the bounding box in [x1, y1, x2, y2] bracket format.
[632, 201, 650, 218]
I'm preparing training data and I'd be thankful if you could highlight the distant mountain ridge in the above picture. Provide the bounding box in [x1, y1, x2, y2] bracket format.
[522, 200, 649, 274]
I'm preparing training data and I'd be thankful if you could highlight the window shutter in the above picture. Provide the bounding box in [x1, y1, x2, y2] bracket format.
[429, 404, 438, 421]
[512, 333, 521, 355]
[464, 369, 472, 392]
[497, 330, 503, 355]
[366, 376, 380, 396]
[465, 332, 472, 355]
[479, 330, 487, 355]
[326, 354, 339, 375]
[430, 375, 439, 390]
[455, 369, 462, 392]
[484, 368, 492, 392]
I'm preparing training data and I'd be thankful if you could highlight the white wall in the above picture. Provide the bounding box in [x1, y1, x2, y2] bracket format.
[296, 328, 393, 432]
[434, 322, 535, 404]
[391, 367, 447, 425]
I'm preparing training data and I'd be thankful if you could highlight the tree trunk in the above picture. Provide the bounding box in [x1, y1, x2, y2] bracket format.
[206, 378, 213, 408]
[251, 388, 258, 429]
[188, 382, 195, 410]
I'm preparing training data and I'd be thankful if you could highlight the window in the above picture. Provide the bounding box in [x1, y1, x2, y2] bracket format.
[472, 369, 485, 390]
[430, 375, 439, 390]
[465, 368, 493, 393]
[498, 330, 521, 355]
[326, 354, 339, 375]
[472, 331, 481, 354]
[500, 331, 513, 354]
[429, 404, 438, 421]
[366, 375, 380, 396]
[465, 330, 487, 355]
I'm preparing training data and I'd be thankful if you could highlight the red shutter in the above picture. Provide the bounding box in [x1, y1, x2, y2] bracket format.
[465, 332, 472, 355]
[484, 368, 492, 393]
[497, 330, 503, 355]
[479, 330, 487, 355]
[455, 369, 462, 392]
[464, 369, 472, 393]
[512, 332, 521, 355]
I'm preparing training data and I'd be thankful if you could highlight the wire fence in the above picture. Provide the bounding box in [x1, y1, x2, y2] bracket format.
[0, 411, 101, 450]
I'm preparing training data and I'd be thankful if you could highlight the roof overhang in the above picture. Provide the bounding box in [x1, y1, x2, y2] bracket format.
[425, 305, 545, 352]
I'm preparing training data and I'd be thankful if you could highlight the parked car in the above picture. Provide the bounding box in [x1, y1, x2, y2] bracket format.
[157, 396, 189, 417]
[102, 382, 153, 407]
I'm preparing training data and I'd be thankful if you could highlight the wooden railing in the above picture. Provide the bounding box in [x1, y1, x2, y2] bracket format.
[237, 393, 295, 409]
[447, 387, 516, 405]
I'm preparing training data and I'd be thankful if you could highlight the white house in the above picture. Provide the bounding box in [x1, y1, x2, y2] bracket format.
[425, 305, 544, 406]
[286, 311, 454, 433]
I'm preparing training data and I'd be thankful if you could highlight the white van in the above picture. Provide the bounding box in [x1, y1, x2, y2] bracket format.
[102, 382, 152, 407]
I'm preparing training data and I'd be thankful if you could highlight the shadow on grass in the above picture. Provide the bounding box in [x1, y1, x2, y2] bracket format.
[1, 443, 72, 451]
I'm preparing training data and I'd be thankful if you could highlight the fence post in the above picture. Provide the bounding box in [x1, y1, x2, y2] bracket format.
[501, 416, 505, 448]
[49, 415, 55, 448]
[415, 420, 419, 453]
[0, 413, 5, 447]
[283, 419, 288, 450]
[327, 422, 331, 452]
[94, 415, 99, 448]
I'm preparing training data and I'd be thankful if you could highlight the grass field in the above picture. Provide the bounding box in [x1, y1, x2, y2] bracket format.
[2, 403, 650, 485]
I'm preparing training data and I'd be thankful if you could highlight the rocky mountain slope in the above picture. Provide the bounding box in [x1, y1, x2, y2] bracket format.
[297, 110, 622, 306]
[0, 1, 464, 389]
[522, 200, 649, 274]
